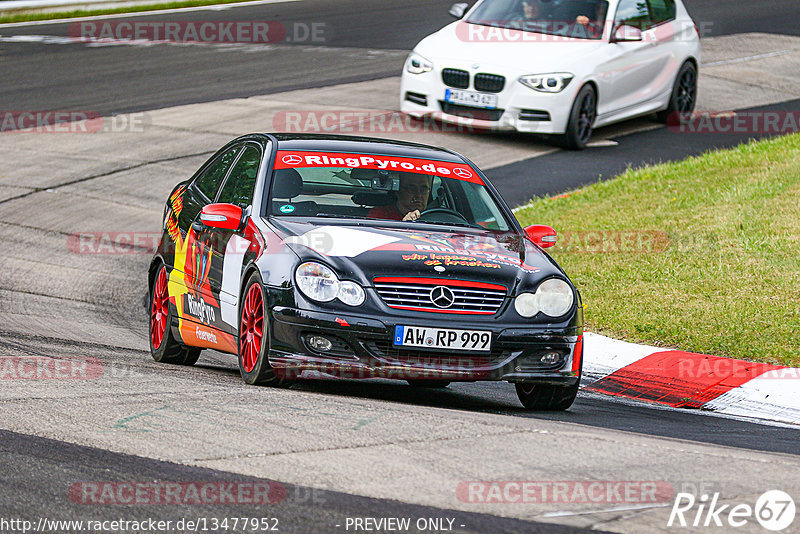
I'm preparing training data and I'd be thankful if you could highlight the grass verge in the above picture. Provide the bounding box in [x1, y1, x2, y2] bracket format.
[0, 0, 258, 24]
[515, 133, 800, 366]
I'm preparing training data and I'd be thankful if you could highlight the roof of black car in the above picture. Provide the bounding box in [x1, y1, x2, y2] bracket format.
[268, 133, 465, 163]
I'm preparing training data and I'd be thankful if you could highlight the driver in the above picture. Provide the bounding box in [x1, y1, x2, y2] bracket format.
[575, 1, 607, 38]
[367, 172, 432, 221]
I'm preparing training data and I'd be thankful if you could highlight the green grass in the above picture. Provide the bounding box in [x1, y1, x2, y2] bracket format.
[0, 0, 258, 24]
[515, 133, 800, 366]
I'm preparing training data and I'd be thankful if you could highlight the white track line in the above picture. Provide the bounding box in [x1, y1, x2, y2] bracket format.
[703, 48, 799, 67]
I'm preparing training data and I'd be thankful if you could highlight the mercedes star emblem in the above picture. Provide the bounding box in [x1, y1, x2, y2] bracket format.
[430, 286, 455, 308]
[282, 154, 303, 165]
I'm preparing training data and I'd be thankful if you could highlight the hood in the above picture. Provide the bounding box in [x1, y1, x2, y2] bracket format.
[415, 21, 605, 72]
[270, 219, 560, 292]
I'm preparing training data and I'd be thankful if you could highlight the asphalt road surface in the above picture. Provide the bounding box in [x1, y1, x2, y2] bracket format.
[1, 0, 799, 115]
[1, 1, 800, 532]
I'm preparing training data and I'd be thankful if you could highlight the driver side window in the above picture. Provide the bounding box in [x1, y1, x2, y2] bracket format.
[216, 145, 261, 207]
[194, 147, 240, 201]
[614, 0, 650, 29]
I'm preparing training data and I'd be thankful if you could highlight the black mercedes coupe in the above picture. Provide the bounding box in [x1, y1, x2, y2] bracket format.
[148, 134, 584, 410]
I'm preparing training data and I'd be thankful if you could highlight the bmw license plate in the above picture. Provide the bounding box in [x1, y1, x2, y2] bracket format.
[394, 325, 492, 352]
[445, 88, 498, 109]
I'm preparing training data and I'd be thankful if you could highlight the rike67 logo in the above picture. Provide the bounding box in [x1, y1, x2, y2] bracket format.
[668, 490, 795, 531]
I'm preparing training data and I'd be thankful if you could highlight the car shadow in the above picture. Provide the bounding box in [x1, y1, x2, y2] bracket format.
[195, 355, 800, 456]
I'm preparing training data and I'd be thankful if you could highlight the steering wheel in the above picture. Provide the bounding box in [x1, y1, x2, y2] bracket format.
[417, 208, 470, 224]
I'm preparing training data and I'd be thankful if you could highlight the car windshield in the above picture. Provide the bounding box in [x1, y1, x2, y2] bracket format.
[465, 0, 609, 40]
[268, 151, 511, 231]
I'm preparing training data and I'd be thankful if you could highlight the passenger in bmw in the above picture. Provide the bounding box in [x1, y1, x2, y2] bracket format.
[367, 173, 433, 222]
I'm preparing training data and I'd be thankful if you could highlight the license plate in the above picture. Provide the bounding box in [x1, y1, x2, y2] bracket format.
[394, 325, 492, 352]
[445, 89, 498, 109]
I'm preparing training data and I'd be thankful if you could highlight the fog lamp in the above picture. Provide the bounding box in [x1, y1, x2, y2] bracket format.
[307, 335, 333, 352]
[540, 351, 561, 364]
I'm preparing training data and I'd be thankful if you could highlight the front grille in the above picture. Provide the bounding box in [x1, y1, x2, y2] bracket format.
[366, 340, 509, 368]
[474, 73, 505, 93]
[441, 68, 470, 89]
[404, 91, 428, 106]
[519, 109, 551, 121]
[439, 102, 504, 121]
[373, 278, 506, 314]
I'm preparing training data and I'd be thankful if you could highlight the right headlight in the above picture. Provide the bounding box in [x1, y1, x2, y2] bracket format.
[519, 73, 574, 93]
[406, 53, 433, 74]
[294, 262, 366, 306]
[295, 262, 339, 302]
[514, 278, 574, 318]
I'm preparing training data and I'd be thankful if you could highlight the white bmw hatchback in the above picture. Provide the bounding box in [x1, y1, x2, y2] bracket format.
[400, 0, 700, 149]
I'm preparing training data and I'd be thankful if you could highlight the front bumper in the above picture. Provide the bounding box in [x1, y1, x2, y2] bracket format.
[400, 67, 579, 135]
[268, 307, 582, 383]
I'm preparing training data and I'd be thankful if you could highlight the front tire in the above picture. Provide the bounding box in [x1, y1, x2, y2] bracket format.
[238, 272, 293, 387]
[556, 84, 597, 150]
[655, 61, 697, 124]
[515, 381, 579, 411]
[149, 264, 201, 366]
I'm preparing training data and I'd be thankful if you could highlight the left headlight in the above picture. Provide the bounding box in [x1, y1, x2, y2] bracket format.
[406, 53, 433, 74]
[294, 262, 365, 306]
[519, 73, 574, 93]
[337, 281, 366, 306]
[514, 278, 574, 318]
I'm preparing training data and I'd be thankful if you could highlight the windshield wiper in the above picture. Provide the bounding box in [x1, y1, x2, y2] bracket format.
[313, 214, 373, 220]
[417, 221, 481, 230]
[310, 213, 482, 230]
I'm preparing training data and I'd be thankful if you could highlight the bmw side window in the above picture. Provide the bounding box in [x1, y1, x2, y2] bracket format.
[194, 147, 240, 201]
[646, 0, 675, 26]
[614, 0, 650, 30]
[216, 145, 261, 207]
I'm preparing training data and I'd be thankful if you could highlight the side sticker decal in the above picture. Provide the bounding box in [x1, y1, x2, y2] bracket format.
[220, 235, 248, 327]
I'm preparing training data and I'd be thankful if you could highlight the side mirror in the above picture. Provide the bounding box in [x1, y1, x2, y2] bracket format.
[449, 2, 468, 19]
[524, 224, 557, 249]
[199, 203, 245, 231]
[612, 24, 643, 42]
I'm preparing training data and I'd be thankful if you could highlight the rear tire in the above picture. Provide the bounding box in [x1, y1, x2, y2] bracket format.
[655, 61, 697, 124]
[407, 380, 450, 388]
[238, 272, 293, 387]
[556, 84, 596, 150]
[515, 381, 579, 411]
[149, 264, 201, 366]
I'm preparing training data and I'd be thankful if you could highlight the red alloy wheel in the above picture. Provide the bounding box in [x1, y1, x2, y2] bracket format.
[150, 267, 169, 349]
[240, 283, 264, 373]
